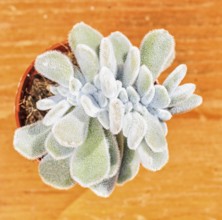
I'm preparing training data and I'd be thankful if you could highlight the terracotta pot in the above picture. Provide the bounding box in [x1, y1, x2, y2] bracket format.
[15, 41, 70, 128]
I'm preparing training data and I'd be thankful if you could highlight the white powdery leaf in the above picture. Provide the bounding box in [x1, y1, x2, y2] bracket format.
[57, 86, 70, 97]
[123, 112, 133, 137]
[93, 91, 108, 108]
[48, 85, 59, 95]
[68, 22, 103, 53]
[100, 38, 117, 76]
[136, 65, 153, 97]
[70, 118, 111, 187]
[52, 106, 89, 147]
[144, 111, 167, 153]
[75, 44, 99, 82]
[39, 155, 75, 190]
[160, 122, 168, 136]
[35, 51, 74, 88]
[99, 67, 118, 99]
[127, 86, 140, 104]
[74, 65, 86, 85]
[81, 82, 97, 95]
[93, 74, 101, 89]
[90, 175, 117, 198]
[97, 110, 110, 129]
[124, 102, 133, 113]
[69, 77, 82, 95]
[43, 100, 71, 126]
[109, 31, 132, 65]
[138, 140, 169, 172]
[13, 121, 50, 160]
[117, 141, 140, 185]
[122, 47, 140, 87]
[169, 94, 202, 115]
[105, 130, 121, 178]
[156, 109, 172, 121]
[80, 95, 101, 117]
[169, 83, 196, 106]
[127, 112, 147, 150]
[163, 64, 187, 95]
[66, 94, 77, 106]
[118, 88, 128, 104]
[140, 29, 175, 80]
[36, 95, 63, 111]
[149, 85, 171, 109]
[141, 86, 155, 106]
[45, 133, 74, 160]
[109, 98, 124, 134]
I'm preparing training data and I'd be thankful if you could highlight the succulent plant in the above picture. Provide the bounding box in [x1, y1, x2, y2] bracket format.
[13, 22, 202, 197]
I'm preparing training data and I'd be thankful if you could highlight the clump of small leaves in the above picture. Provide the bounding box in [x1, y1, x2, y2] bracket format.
[14, 22, 202, 197]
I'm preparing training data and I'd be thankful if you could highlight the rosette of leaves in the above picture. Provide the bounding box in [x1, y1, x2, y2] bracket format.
[13, 22, 202, 197]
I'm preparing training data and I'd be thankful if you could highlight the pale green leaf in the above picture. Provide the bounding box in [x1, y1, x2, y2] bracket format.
[149, 85, 170, 109]
[13, 121, 50, 160]
[122, 46, 140, 87]
[169, 94, 202, 115]
[70, 118, 110, 187]
[99, 38, 117, 76]
[75, 44, 99, 82]
[39, 155, 75, 189]
[117, 140, 140, 185]
[138, 140, 169, 171]
[68, 22, 103, 54]
[45, 133, 74, 160]
[35, 51, 74, 87]
[140, 29, 175, 80]
[163, 64, 187, 95]
[52, 107, 89, 147]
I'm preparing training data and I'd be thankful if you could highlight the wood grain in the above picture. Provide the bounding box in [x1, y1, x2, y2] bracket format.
[0, 0, 221, 219]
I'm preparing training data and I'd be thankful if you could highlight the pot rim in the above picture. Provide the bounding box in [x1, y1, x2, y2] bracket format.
[15, 41, 69, 128]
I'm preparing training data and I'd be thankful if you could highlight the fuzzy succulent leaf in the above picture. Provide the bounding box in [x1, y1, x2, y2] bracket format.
[13, 121, 50, 160]
[163, 64, 187, 95]
[122, 112, 133, 137]
[100, 38, 117, 76]
[109, 98, 124, 134]
[69, 77, 82, 95]
[39, 155, 75, 189]
[36, 95, 63, 111]
[35, 51, 74, 88]
[136, 65, 153, 97]
[109, 31, 132, 66]
[94, 91, 108, 108]
[80, 95, 101, 117]
[127, 112, 147, 150]
[150, 85, 171, 109]
[118, 88, 128, 103]
[144, 111, 167, 153]
[42, 100, 71, 126]
[97, 110, 110, 130]
[117, 141, 140, 185]
[156, 109, 172, 121]
[169, 94, 202, 115]
[160, 122, 168, 136]
[138, 140, 169, 171]
[90, 175, 117, 198]
[75, 44, 99, 82]
[52, 107, 89, 147]
[140, 29, 175, 80]
[70, 118, 110, 187]
[105, 130, 121, 178]
[68, 22, 103, 53]
[45, 133, 74, 160]
[169, 83, 196, 106]
[122, 46, 140, 87]
[99, 67, 118, 99]
[127, 86, 140, 104]
[141, 86, 155, 106]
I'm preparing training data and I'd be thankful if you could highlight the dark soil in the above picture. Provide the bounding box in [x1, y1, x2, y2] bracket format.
[19, 74, 55, 126]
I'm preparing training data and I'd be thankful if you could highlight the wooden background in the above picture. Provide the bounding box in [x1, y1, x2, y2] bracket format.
[0, 0, 222, 219]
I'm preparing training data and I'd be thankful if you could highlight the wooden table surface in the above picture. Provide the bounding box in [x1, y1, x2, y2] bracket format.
[0, 0, 222, 219]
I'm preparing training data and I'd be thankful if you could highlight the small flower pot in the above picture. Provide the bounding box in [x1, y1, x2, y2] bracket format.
[15, 41, 70, 128]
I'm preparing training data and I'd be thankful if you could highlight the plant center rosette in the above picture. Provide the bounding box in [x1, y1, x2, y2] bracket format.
[13, 22, 202, 198]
